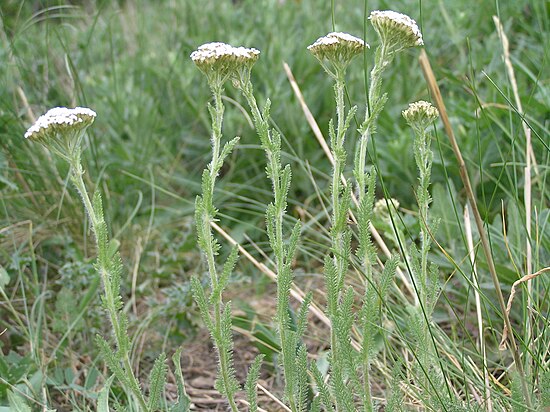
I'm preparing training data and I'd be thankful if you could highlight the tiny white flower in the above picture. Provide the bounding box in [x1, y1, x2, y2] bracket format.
[369, 10, 424, 50]
[25, 107, 96, 140]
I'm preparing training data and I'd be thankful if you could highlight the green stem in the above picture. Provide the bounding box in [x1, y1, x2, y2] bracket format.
[241, 84, 299, 412]
[357, 43, 388, 198]
[69, 159, 149, 412]
[203, 85, 239, 412]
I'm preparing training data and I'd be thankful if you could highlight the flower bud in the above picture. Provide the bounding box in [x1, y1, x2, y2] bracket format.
[402, 101, 439, 131]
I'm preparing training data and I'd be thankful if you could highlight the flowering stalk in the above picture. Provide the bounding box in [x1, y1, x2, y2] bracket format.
[356, 10, 424, 199]
[403, 101, 442, 400]
[309, 32, 365, 411]
[351, 18, 424, 408]
[233, 50, 311, 412]
[191, 42, 254, 412]
[24, 107, 152, 410]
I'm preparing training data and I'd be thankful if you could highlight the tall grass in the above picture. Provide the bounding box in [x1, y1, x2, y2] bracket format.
[0, 0, 548, 410]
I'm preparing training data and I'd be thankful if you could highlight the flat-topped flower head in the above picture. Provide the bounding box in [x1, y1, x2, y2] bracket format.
[191, 42, 260, 88]
[308, 32, 368, 79]
[402, 100, 439, 131]
[25, 106, 96, 162]
[369, 10, 423, 51]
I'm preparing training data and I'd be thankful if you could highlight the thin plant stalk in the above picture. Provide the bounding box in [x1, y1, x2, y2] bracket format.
[239, 84, 299, 412]
[464, 205, 493, 411]
[197, 83, 240, 412]
[68, 155, 148, 411]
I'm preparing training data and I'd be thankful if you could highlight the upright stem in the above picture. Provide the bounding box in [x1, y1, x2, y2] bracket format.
[355, 46, 389, 412]
[357, 44, 387, 206]
[327, 74, 350, 412]
[69, 159, 148, 412]
[204, 85, 239, 412]
[241, 84, 298, 412]
[331, 75, 346, 303]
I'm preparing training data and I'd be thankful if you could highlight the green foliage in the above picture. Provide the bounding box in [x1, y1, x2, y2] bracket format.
[171, 349, 191, 412]
[6, 390, 31, 412]
[147, 353, 168, 411]
[97, 375, 115, 412]
[245, 354, 264, 412]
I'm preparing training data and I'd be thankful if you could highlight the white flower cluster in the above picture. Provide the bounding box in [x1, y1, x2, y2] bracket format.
[25, 107, 97, 140]
[369, 10, 424, 48]
[190, 42, 260, 67]
[307, 32, 367, 76]
[307, 32, 368, 52]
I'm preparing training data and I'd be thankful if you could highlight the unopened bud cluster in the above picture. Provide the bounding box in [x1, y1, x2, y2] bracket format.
[402, 100, 439, 131]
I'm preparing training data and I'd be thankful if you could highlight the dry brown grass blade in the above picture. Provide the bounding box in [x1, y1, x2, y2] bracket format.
[282, 61, 414, 299]
[499, 267, 550, 350]
[464, 204, 493, 411]
[418, 48, 532, 407]
[257, 383, 292, 411]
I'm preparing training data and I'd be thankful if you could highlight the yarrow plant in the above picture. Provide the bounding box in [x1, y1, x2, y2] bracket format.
[306, 11, 424, 411]
[14, 5, 548, 412]
[25, 107, 190, 411]
[402, 100, 445, 406]
[190, 41, 264, 412]
[231, 43, 313, 412]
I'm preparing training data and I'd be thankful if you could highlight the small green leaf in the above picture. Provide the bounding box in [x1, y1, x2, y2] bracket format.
[7, 390, 31, 412]
[97, 375, 115, 412]
[0, 266, 10, 289]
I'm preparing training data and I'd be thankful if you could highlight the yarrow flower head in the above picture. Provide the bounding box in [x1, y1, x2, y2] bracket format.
[191, 42, 260, 89]
[307, 32, 368, 78]
[369, 10, 423, 52]
[25, 106, 96, 162]
[402, 100, 439, 131]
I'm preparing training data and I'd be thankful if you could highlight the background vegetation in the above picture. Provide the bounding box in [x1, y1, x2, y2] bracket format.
[0, 0, 548, 410]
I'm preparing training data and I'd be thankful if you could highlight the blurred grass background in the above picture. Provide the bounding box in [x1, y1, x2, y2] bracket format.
[0, 0, 548, 409]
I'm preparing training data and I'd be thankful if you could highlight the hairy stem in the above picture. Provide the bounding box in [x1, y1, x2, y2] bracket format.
[69, 159, 148, 412]
[241, 83, 299, 412]
[202, 85, 239, 412]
